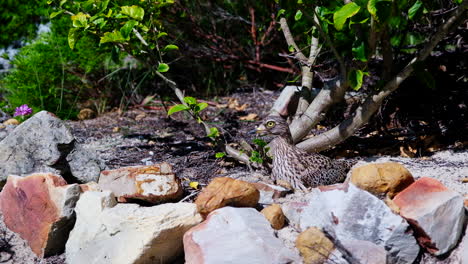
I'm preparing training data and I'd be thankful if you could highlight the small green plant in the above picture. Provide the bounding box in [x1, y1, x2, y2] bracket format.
[167, 96, 222, 143]
[215, 152, 226, 159]
[249, 138, 270, 164]
[167, 96, 208, 123]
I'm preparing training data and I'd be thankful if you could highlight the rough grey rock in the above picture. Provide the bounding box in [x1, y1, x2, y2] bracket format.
[66, 191, 202, 264]
[67, 144, 106, 183]
[326, 239, 389, 264]
[0, 111, 103, 183]
[0, 109, 10, 122]
[283, 183, 420, 264]
[183, 207, 301, 264]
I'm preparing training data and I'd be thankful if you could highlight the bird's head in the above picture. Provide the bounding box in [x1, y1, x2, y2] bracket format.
[256, 116, 292, 142]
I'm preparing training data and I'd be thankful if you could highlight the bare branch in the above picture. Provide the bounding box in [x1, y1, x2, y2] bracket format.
[279, 18, 308, 62]
[290, 78, 348, 143]
[296, 2, 468, 152]
[225, 145, 251, 164]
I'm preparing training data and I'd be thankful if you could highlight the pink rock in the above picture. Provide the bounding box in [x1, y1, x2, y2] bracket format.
[98, 163, 183, 203]
[183, 207, 300, 264]
[393, 177, 465, 255]
[252, 182, 289, 205]
[0, 173, 80, 257]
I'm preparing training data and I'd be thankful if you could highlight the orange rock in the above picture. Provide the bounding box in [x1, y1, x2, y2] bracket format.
[195, 177, 259, 216]
[296, 227, 335, 264]
[351, 162, 414, 198]
[3, 118, 19, 125]
[77, 108, 95, 120]
[261, 204, 285, 230]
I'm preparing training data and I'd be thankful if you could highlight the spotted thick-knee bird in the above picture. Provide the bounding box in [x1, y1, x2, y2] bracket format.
[256, 115, 356, 191]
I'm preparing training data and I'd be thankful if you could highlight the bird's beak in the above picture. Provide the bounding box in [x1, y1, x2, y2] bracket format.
[255, 124, 267, 135]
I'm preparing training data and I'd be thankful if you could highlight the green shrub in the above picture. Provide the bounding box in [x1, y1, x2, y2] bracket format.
[0, 17, 121, 119]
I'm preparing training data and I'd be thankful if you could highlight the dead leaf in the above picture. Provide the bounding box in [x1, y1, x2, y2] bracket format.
[141, 95, 156, 106]
[235, 104, 249, 111]
[135, 113, 146, 121]
[239, 113, 258, 121]
[228, 99, 239, 109]
[400, 145, 416, 158]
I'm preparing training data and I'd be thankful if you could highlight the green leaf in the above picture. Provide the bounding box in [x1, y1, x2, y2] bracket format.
[195, 102, 208, 112]
[121, 5, 144, 21]
[68, 28, 80, 49]
[349, 69, 365, 90]
[333, 2, 360, 31]
[207, 127, 220, 138]
[157, 63, 170, 72]
[157, 32, 168, 38]
[50, 10, 63, 19]
[277, 9, 286, 17]
[71, 12, 88, 28]
[162, 44, 179, 52]
[183, 96, 197, 105]
[253, 138, 267, 148]
[408, 0, 423, 20]
[92, 17, 107, 29]
[368, 0, 391, 21]
[120, 20, 138, 39]
[352, 41, 367, 62]
[295, 10, 303, 21]
[215, 152, 226, 158]
[100, 30, 125, 44]
[249, 151, 263, 163]
[167, 104, 190, 115]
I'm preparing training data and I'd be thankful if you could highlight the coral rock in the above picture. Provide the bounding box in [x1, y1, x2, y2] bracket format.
[393, 177, 465, 255]
[0, 173, 80, 257]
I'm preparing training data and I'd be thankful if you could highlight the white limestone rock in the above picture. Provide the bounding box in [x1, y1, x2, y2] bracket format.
[66, 191, 202, 264]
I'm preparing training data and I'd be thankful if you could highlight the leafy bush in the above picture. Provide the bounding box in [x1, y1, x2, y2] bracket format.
[0, 17, 121, 119]
[0, 0, 49, 48]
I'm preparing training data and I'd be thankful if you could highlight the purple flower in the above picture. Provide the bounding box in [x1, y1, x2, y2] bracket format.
[14, 104, 33, 117]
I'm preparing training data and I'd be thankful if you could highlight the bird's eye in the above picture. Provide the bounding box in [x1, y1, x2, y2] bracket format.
[266, 121, 276, 128]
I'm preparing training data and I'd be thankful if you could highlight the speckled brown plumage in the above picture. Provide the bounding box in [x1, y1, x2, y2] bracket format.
[256, 116, 356, 190]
